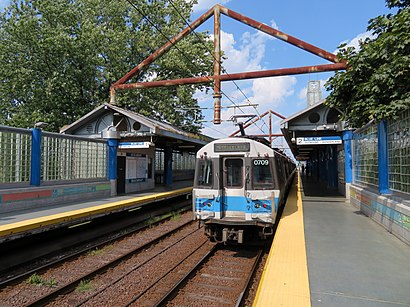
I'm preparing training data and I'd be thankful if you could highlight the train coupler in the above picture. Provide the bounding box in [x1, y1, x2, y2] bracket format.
[222, 228, 244, 244]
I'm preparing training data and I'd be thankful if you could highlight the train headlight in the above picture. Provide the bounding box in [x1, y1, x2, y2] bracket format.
[254, 203, 260, 209]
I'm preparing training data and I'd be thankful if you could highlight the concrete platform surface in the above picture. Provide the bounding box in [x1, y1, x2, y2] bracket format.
[302, 176, 410, 307]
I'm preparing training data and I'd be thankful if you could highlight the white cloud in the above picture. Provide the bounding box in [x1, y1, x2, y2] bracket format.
[196, 20, 299, 139]
[249, 76, 297, 108]
[192, 0, 232, 12]
[298, 86, 307, 100]
[0, 1, 10, 11]
[335, 31, 376, 53]
[220, 30, 265, 73]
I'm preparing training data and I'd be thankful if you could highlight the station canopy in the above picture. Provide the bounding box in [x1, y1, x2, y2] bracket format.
[280, 100, 344, 161]
[60, 103, 212, 152]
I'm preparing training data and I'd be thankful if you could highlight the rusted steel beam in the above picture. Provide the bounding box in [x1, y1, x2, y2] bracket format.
[213, 5, 222, 124]
[112, 6, 215, 87]
[114, 76, 212, 90]
[269, 111, 273, 146]
[230, 110, 270, 137]
[217, 4, 339, 64]
[251, 134, 283, 137]
[270, 110, 286, 120]
[218, 62, 346, 81]
[113, 63, 346, 90]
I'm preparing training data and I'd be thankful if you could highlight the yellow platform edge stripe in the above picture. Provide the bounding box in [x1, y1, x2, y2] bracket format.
[253, 175, 311, 307]
[0, 187, 192, 237]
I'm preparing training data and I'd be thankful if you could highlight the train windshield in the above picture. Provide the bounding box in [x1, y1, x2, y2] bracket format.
[252, 159, 273, 189]
[225, 158, 243, 188]
[196, 159, 213, 187]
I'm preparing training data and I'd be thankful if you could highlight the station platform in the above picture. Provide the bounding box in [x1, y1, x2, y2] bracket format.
[0, 181, 192, 242]
[254, 174, 410, 307]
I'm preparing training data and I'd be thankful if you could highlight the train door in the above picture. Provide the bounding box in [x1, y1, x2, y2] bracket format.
[221, 157, 245, 218]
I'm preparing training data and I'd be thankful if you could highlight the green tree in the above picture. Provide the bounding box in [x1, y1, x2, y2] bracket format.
[0, 0, 212, 132]
[325, 0, 409, 128]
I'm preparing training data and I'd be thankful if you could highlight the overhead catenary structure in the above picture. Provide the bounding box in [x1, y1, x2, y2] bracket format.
[109, 4, 346, 125]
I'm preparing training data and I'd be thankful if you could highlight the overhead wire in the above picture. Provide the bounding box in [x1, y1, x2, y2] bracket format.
[202, 122, 229, 137]
[167, 0, 270, 134]
[124, 0, 268, 135]
[123, 0, 244, 110]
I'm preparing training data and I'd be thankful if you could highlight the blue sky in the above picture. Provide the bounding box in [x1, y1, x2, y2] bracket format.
[0, 0, 394, 147]
[189, 0, 393, 146]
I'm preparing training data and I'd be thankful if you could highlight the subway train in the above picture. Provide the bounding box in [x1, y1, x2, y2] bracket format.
[193, 137, 296, 243]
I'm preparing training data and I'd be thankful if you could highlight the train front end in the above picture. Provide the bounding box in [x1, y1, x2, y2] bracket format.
[193, 138, 279, 244]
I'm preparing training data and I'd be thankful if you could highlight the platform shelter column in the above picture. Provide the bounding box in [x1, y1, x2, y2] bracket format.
[30, 128, 41, 186]
[378, 120, 390, 194]
[108, 139, 118, 196]
[343, 130, 353, 197]
[164, 147, 173, 186]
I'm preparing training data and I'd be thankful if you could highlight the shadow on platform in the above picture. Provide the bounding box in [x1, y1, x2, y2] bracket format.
[300, 173, 342, 197]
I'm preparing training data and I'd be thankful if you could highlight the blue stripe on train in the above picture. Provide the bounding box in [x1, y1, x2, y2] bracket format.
[195, 196, 278, 213]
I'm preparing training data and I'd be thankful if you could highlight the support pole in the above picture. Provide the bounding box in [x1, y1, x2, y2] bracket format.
[378, 121, 390, 194]
[30, 128, 42, 186]
[164, 147, 173, 186]
[343, 130, 353, 184]
[269, 111, 273, 146]
[343, 130, 353, 198]
[108, 139, 118, 196]
[213, 5, 222, 124]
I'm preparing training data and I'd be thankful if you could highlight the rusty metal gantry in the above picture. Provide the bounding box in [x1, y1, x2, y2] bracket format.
[110, 4, 346, 125]
[229, 110, 286, 146]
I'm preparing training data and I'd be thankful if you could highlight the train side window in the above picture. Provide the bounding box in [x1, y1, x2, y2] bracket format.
[196, 159, 213, 187]
[252, 159, 273, 189]
[225, 158, 243, 188]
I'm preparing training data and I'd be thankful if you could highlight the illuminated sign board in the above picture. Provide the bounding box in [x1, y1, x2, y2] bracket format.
[214, 143, 250, 152]
[296, 136, 342, 145]
[119, 142, 152, 149]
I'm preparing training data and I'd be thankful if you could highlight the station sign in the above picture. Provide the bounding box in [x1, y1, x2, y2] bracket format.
[296, 136, 342, 145]
[118, 141, 152, 149]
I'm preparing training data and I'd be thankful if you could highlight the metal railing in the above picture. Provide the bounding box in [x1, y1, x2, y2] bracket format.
[0, 126, 32, 184]
[353, 123, 379, 188]
[353, 111, 410, 196]
[0, 125, 108, 186]
[388, 109, 410, 194]
[41, 132, 108, 182]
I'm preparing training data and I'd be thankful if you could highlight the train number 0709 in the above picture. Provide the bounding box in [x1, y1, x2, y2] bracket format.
[253, 159, 269, 166]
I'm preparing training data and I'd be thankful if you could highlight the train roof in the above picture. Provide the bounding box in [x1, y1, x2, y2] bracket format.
[197, 137, 274, 157]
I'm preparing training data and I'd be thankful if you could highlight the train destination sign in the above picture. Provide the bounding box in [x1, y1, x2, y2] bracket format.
[296, 136, 342, 145]
[214, 142, 250, 152]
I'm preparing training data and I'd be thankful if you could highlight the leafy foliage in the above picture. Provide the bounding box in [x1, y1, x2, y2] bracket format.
[27, 273, 57, 287]
[325, 1, 409, 128]
[0, 0, 213, 132]
[76, 279, 92, 292]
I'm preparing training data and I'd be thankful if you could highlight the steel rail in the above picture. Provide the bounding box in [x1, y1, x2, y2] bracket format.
[234, 248, 264, 307]
[123, 237, 212, 306]
[23, 219, 196, 307]
[0, 205, 190, 288]
[153, 246, 264, 307]
[152, 244, 219, 307]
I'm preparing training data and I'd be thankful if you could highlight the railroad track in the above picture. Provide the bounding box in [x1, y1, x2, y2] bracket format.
[0, 203, 190, 286]
[0, 197, 191, 277]
[1, 214, 265, 307]
[0, 212, 202, 306]
[151, 245, 263, 307]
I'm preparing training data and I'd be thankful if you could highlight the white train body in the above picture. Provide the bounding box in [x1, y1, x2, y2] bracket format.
[193, 137, 295, 243]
